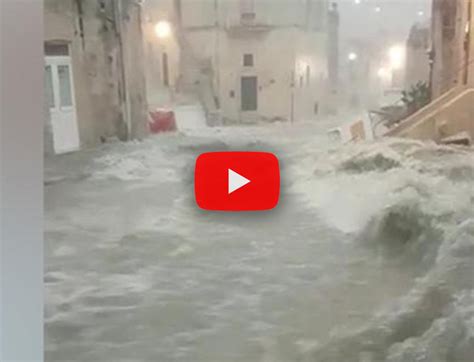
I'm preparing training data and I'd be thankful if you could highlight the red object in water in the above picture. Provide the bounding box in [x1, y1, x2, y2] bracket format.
[148, 109, 177, 133]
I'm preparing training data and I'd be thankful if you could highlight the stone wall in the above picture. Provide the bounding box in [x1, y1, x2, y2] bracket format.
[395, 88, 474, 142]
[44, 0, 148, 150]
[141, 0, 181, 109]
[430, 0, 473, 98]
[389, 0, 474, 143]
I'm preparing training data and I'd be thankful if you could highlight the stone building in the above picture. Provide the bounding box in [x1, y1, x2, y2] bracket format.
[431, 0, 474, 98]
[44, 0, 148, 154]
[175, 0, 331, 124]
[141, 0, 181, 109]
[386, 0, 474, 142]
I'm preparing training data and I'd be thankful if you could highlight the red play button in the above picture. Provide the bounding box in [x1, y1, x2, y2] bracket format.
[194, 152, 280, 211]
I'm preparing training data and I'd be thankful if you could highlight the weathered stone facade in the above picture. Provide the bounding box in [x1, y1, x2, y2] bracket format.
[385, 0, 474, 142]
[44, 0, 148, 152]
[141, 0, 181, 108]
[431, 0, 474, 98]
[175, 0, 331, 124]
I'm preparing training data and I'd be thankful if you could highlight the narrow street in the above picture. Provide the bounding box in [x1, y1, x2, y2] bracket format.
[45, 122, 474, 361]
[1, 1, 474, 362]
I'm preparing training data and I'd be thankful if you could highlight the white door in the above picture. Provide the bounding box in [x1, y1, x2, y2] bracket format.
[45, 56, 80, 154]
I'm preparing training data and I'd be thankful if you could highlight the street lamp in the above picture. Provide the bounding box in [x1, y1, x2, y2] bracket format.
[388, 45, 405, 70]
[154, 20, 172, 39]
[348, 52, 358, 61]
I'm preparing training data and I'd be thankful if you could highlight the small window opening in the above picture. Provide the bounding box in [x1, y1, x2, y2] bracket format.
[243, 53, 254, 67]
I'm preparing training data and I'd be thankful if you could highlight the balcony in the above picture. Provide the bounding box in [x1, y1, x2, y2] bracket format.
[240, 12, 256, 26]
[225, 12, 273, 36]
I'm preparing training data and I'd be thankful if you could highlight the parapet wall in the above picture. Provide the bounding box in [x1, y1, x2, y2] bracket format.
[385, 87, 474, 143]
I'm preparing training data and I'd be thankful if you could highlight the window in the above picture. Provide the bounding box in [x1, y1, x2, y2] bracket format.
[44, 65, 55, 108]
[44, 43, 69, 56]
[243, 54, 254, 67]
[58, 65, 73, 107]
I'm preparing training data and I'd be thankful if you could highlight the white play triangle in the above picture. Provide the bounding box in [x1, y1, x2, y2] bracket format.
[228, 169, 251, 194]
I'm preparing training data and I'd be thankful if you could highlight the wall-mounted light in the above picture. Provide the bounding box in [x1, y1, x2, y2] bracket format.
[348, 52, 358, 61]
[155, 21, 172, 39]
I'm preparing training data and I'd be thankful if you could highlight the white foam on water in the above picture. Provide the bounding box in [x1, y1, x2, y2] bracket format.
[45, 122, 474, 361]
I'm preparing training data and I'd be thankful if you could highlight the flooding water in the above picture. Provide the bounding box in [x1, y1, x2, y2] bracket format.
[45, 123, 474, 361]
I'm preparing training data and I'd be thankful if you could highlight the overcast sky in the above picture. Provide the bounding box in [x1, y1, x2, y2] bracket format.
[337, 0, 432, 48]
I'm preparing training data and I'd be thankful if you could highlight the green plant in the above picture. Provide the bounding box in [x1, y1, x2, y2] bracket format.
[401, 81, 431, 115]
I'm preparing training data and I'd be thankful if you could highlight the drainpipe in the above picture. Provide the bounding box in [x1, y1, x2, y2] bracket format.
[464, 0, 472, 85]
[115, 0, 132, 140]
[214, 0, 220, 104]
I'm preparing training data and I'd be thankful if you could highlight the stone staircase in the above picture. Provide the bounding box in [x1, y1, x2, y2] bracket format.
[384, 85, 474, 143]
[174, 24, 221, 126]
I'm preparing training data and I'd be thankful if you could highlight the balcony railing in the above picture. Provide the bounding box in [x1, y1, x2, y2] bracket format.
[240, 12, 256, 25]
[225, 12, 272, 35]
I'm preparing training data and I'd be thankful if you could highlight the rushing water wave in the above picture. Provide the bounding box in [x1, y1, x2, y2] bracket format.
[293, 137, 474, 361]
[45, 124, 474, 361]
